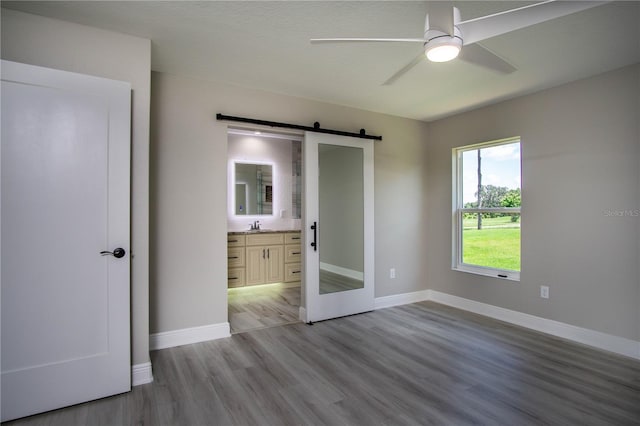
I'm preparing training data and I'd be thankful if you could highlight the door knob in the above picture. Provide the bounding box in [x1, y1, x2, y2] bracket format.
[100, 248, 126, 258]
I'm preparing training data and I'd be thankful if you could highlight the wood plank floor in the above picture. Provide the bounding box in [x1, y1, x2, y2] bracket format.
[228, 281, 300, 334]
[6, 301, 640, 425]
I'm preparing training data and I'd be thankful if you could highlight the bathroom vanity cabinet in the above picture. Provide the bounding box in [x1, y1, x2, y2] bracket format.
[227, 231, 301, 288]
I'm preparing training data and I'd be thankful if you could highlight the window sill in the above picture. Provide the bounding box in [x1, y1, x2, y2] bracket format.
[452, 265, 520, 282]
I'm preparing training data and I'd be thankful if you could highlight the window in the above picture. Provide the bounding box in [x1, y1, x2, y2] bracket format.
[453, 138, 521, 280]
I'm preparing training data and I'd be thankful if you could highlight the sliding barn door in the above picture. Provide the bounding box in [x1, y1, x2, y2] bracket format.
[1, 60, 131, 421]
[303, 132, 374, 323]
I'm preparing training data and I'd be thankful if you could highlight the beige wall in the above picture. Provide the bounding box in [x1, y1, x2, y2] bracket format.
[427, 64, 640, 341]
[150, 71, 430, 333]
[1, 9, 152, 365]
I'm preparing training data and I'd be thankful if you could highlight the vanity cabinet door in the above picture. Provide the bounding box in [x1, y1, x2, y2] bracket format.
[264, 245, 284, 284]
[245, 246, 265, 286]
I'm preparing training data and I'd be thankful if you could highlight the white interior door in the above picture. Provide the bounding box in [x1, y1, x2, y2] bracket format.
[1, 60, 131, 422]
[303, 132, 374, 323]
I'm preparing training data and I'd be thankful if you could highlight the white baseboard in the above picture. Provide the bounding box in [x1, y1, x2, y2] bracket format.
[150, 322, 231, 351]
[320, 262, 364, 281]
[374, 289, 430, 310]
[148, 294, 639, 360]
[428, 290, 640, 360]
[131, 362, 153, 386]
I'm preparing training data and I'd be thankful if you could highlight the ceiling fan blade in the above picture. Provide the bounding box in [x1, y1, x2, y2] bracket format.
[310, 38, 425, 44]
[459, 0, 610, 45]
[382, 53, 425, 86]
[458, 44, 516, 74]
[427, 1, 455, 36]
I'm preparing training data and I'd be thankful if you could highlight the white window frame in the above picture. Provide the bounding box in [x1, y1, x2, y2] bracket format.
[452, 137, 521, 281]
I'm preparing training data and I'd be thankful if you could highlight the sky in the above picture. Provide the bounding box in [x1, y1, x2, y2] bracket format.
[462, 142, 521, 204]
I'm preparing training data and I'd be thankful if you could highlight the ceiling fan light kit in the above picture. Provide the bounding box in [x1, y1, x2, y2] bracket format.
[424, 36, 463, 62]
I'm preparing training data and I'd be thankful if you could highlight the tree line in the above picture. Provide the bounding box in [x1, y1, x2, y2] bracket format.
[464, 185, 521, 226]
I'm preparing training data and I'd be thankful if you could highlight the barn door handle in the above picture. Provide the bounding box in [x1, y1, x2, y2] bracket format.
[101, 248, 126, 258]
[310, 222, 317, 252]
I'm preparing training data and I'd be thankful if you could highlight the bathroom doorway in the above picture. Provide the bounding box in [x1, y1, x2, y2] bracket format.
[226, 128, 303, 334]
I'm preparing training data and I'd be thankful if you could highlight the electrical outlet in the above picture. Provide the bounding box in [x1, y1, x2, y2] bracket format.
[540, 285, 549, 299]
[390, 268, 396, 279]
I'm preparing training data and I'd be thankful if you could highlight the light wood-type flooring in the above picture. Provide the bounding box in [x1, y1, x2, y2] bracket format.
[228, 281, 301, 334]
[5, 301, 640, 425]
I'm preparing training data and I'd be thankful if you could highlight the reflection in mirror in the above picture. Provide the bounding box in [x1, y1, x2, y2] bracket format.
[235, 183, 247, 214]
[234, 163, 273, 215]
[291, 140, 302, 219]
[318, 144, 364, 294]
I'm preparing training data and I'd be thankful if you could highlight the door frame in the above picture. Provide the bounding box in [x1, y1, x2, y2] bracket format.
[225, 127, 305, 332]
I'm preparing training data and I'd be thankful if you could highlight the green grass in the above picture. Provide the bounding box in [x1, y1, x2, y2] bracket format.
[462, 215, 519, 230]
[462, 216, 521, 271]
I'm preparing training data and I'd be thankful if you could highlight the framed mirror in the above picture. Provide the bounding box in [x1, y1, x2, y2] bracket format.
[234, 162, 274, 216]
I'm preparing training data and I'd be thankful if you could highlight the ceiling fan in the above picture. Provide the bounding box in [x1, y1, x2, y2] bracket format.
[311, 0, 609, 85]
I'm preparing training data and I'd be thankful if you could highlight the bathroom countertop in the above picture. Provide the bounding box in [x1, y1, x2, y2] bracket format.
[227, 229, 301, 235]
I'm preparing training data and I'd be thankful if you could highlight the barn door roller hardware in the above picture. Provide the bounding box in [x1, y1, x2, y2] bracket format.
[216, 113, 382, 141]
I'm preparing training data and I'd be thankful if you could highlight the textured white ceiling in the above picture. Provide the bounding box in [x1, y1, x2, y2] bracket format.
[4, 1, 639, 121]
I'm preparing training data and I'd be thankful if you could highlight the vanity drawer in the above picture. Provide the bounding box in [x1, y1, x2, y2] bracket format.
[227, 234, 246, 247]
[285, 263, 302, 282]
[228, 268, 245, 288]
[227, 247, 245, 267]
[284, 232, 302, 244]
[285, 244, 301, 263]
[246, 233, 284, 246]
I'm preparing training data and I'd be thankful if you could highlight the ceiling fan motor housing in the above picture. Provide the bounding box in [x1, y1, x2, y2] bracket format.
[424, 6, 463, 44]
[424, 7, 463, 61]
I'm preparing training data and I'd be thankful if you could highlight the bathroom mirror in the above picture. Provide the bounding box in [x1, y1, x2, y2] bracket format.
[234, 162, 273, 216]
